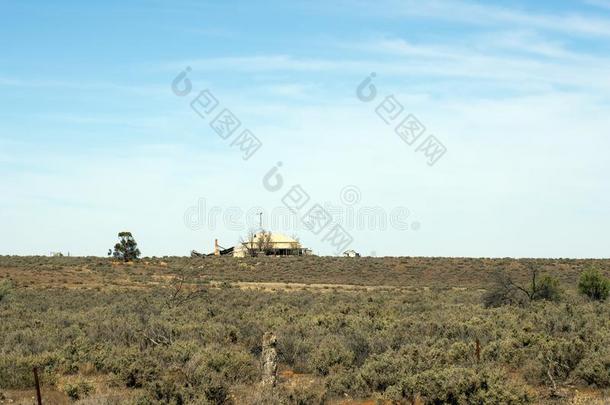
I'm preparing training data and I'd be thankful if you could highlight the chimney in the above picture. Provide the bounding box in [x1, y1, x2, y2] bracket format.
[214, 238, 220, 256]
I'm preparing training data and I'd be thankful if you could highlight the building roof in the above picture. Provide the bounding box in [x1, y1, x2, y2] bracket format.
[255, 231, 297, 244]
[232, 231, 303, 256]
[243, 231, 300, 247]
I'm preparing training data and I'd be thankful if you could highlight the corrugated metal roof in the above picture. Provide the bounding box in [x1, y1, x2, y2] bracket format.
[252, 231, 298, 244]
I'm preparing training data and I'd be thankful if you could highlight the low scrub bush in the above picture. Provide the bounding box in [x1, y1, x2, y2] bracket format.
[575, 350, 610, 388]
[310, 335, 355, 376]
[388, 367, 532, 404]
[578, 269, 610, 301]
[534, 275, 562, 302]
[184, 346, 258, 386]
[2, 257, 610, 402]
[0, 279, 13, 303]
[358, 351, 404, 392]
[64, 379, 94, 401]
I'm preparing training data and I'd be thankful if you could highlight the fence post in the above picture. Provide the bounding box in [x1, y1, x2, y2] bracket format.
[33, 367, 42, 405]
[261, 332, 278, 388]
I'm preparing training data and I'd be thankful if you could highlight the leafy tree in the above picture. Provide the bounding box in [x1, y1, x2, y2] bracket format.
[578, 268, 610, 301]
[112, 231, 141, 262]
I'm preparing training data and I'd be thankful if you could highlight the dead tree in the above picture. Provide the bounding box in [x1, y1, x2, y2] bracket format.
[240, 229, 258, 257]
[164, 272, 207, 309]
[257, 231, 273, 255]
[483, 261, 560, 307]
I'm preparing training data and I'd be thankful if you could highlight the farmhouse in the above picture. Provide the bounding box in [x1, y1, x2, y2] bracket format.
[213, 231, 312, 257]
[235, 231, 312, 257]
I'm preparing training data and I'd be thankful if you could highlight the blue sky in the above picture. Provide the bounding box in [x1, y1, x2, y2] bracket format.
[1, 0, 610, 257]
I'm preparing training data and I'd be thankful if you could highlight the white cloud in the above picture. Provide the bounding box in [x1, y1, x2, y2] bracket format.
[162, 43, 610, 98]
[0, 76, 166, 96]
[355, 0, 610, 37]
[163, 55, 349, 73]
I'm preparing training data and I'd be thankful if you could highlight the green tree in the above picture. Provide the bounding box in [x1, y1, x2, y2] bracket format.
[578, 268, 610, 301]
[112, 231, 141, 262]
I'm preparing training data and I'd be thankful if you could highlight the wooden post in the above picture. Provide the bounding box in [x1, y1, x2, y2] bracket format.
[33, 367, 42, 405]
[261, 332, 278, 388]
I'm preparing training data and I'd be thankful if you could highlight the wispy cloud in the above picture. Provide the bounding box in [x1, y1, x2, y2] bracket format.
[349, 0, 610, 38]
[584, 0, 610, 10]
[163, 44, 610, 97]
[478, 31, 575, 59]
[0, 76, 166, 96]
[163, 55, 348, 73]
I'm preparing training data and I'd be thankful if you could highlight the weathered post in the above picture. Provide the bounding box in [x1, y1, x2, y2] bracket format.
[33, 367, 42, 405]
[261, 332, 278, 388]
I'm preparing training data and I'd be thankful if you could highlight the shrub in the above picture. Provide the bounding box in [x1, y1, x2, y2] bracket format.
[531, 337, 587, 384]
[183, 346, 258, 386]
[533, 276, 562, 302]
[138, 377, 193, 405]
[578, 269, 610, 301]
[119, 354, 161, 388]
[202, 375, 230, 405]
[64, 379, 94, 401]
[310, 336, 354, 376]
[283, 384, 327, 405]
[325, 367, 368, 398]
[575, 351, 610, 388]
[388, 367, 531, 404]
[278, 326, 313, 372]
[0, 279, 13, 303]
[0, 353, 60, 389]
[358, 352, 403, 393]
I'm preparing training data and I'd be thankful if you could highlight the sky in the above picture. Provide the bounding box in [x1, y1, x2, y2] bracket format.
[1, 0, 609, 258]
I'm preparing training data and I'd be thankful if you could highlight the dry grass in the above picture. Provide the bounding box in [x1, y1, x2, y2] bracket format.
[2, 256, 609, 291]
[0, 256, 609, 404]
